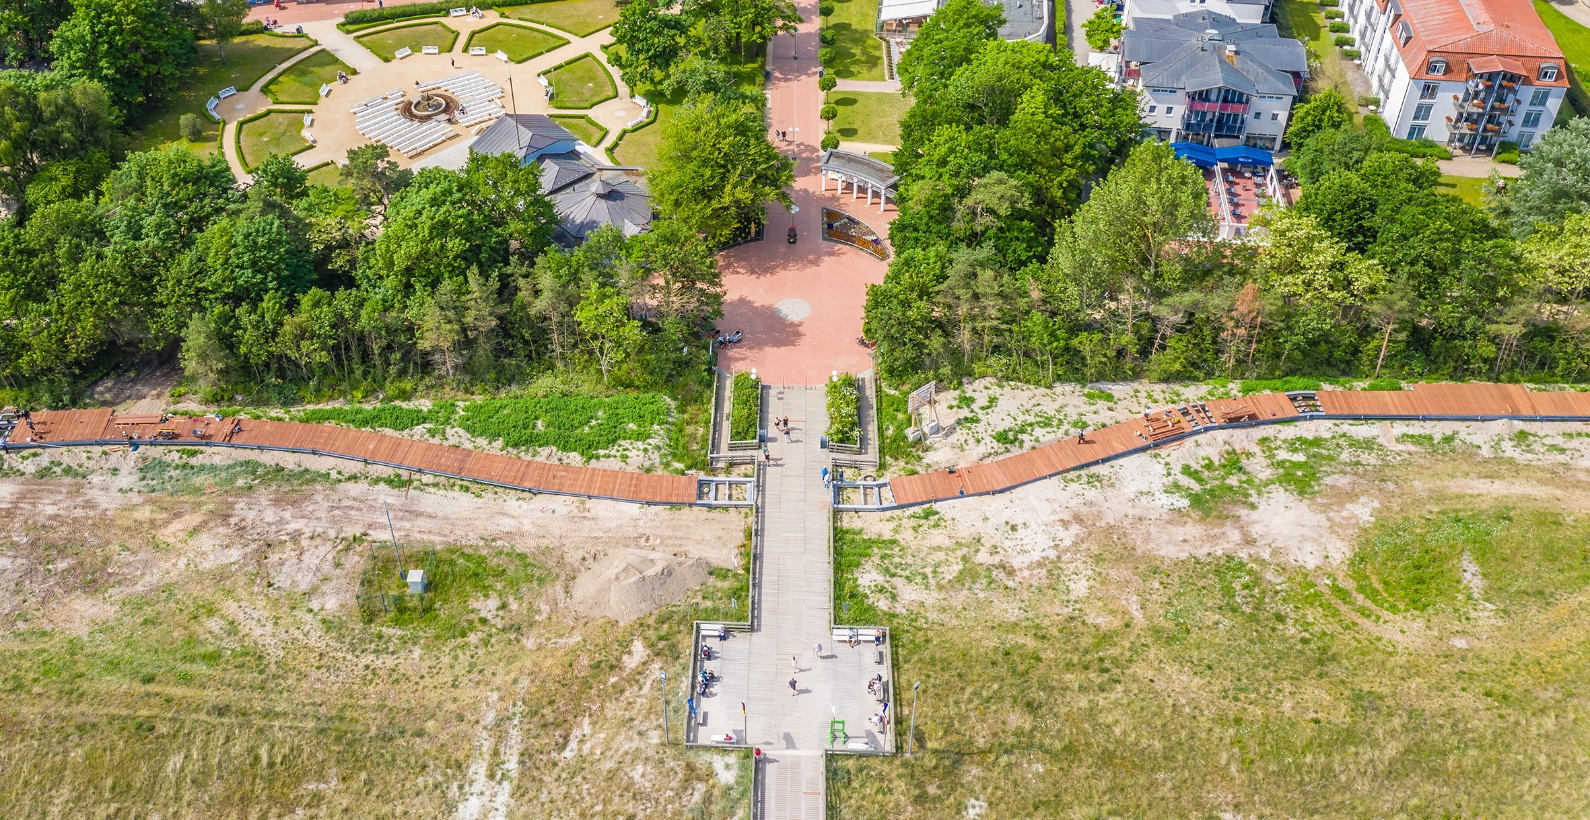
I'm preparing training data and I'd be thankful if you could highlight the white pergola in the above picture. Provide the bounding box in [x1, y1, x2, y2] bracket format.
[818, 149, 898, 213]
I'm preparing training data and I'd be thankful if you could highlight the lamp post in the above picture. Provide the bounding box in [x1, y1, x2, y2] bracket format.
[660, 671, 670, 744]
[907, 681, 921, 755]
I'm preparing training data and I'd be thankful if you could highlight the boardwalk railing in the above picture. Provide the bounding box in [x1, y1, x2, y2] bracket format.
[880, 383, 1590, 510]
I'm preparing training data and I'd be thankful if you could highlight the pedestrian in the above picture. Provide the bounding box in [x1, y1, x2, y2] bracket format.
[1076, 431, 1085, 444]
[378, 0, 384, 7]
[790, 677, 798, 696]
[783, 426, 791, 443]
[451, 57, 455, 67]
[763, 446, 771, 465]
[792, 655, 798, 672]
[813, 642, 822, 659]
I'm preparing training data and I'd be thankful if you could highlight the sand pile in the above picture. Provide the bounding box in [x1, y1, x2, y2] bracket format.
[571, 549, 713, 623]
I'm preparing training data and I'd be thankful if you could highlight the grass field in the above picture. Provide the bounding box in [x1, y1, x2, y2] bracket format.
[867, 150, 894, 164]
[1436, 174, 1486, 207]
[464, 21, 569, 62]
[239, 111, 313, 170]
[262, 49, 357, 105]
[355, 22, 459, 62]
[612, 56, 762, 167]
[547, 54, 617, 109]
[829, 433, 1590, 816]
[130, 34, 314, 157]
[0, 452, 751, 818]
[551, 113, 609, 146]
[824, 0, 886, 81]
[1274, 0, 1354, 100]
[1535, 0, 1590, 118]
[831, 90, 909, 145]
[305, 162, 344, 188]
[500, 0, 620, 36]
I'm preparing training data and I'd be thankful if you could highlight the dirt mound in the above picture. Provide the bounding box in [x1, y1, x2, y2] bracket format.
[571, 549, 713, 623]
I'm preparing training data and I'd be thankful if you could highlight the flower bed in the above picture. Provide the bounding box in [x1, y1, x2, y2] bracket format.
[729, 371, 761, 443]
[821, 207, 888, 260]
[827, 373, 860, 448]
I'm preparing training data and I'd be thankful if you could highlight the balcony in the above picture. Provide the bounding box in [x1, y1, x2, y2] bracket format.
[1186, 100, 1249, 114]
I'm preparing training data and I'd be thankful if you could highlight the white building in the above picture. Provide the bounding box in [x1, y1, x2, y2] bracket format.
[1341, 0, 1569, 153]
[1123, 0, 1272, 28]
[1121, 11, 1308, 149]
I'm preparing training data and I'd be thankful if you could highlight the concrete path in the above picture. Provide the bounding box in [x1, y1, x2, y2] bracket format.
[1438, 157, 1522, 178]
[221, 11, 641, 179]
[218, 44, 331, 182]
[834, 140, 897, 155]
[832, 79, 900, 93]
[1546, 0, 1590, 28]
[1064, 0, 1094, 64]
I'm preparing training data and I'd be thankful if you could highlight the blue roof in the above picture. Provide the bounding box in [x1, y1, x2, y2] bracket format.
[1171, 142, 1274, 168]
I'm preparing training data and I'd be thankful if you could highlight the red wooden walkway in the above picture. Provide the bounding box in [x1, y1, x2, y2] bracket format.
[889, 383, 1590, 507]
[3, 410, 698, 505]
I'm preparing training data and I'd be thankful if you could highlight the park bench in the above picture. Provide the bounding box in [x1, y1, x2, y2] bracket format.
[469, 46, 487, 56]
[303, 112, 313, 127]
[302, 131, 316, 145]
[394, 47, 412, 59]
[422, 46, 440, 55]
[218, 86, 237, 99]
[495, 50, 510, 62]
[206, 97, 222, 121]
[449, 6, 468, 15]
[319, 83, 331, 97]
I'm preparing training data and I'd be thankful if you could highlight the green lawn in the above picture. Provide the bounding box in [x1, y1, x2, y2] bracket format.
[355, 22, 459, 62]
[610, 55, 763, 168]
[239, 111, 312, 170]
[464, 21, 569, 62]
[551, 114, 609, 146]
[1535, 0, 1590, 118]
[130, 34, 314, 157]
[262, 49, 357, 105]
[1274, 0, 1354, 100]
[867, 150, 894, 165]
[546, 54, 617, 109]
[305, 162, 344, 188]
[825, 0, 886, 81]
[1436, 174, 1487, 208]
[831, 90, 909, 145]
[500, 0, 620, 37]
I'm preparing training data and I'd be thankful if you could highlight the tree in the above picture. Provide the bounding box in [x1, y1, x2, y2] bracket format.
[574, 284, 641, 382]
[194, 204, 314, 307]
[894, 0, 1003, 100]
[1048, 140, 1213, 293]
[462, 150, 557, 258]
[648, 91, 794, 245]
[1493, 117, 1590, 238]
[180, 310, 232, 393]
[1295, 169, 1380, 253]
[1285, 124, 1395, 185]
[199, 0, 248, 66]
[628, 219, 723, 323]
[0, 0, 76, 65]
[0, 74, 122, 215]
[358, 168, 510, 299]
[51, 0, 196, 116]
[1081, 6, 1122, 51]
[1253, 207, 1385, 306]
[610, 0, 691, 90]
[1285, 89, 1352, 147]
[252, 152, 308, 202]
[1520, 211, 1590, 300]
[416, 279, 467, 380]
[340, 143, 412, 216]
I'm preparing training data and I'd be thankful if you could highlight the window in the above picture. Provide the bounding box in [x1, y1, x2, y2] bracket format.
[1412, 103, 1433, 121]
[1271, 112, 1280, 121]
[1428, 58, 1446, 75]
[1519, 131, 1536, 150]
[1407, 124, 1427, 140]
[1540, 63, 1559, 82]
[1165, 106, 1174, 115]
[1147, 105, 1157, 113]
[1397, 21, 1413, 47]
[1530, 88, 1551, 106]
[1254, 110, 1263, 120]
[1420, 82, 1439, 99]
[1522, 109, 1543, 128]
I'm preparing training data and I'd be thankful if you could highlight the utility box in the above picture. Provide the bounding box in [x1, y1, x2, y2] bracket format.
[406, 569, 426, 594]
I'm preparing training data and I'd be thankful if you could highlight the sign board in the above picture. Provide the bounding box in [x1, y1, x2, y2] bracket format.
[907, 381, 937, 416]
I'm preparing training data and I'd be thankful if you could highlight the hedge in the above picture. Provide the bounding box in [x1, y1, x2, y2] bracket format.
[730, 372, 761, 442]
[826, 373, 860, 446]
[339, 1, 503, 32]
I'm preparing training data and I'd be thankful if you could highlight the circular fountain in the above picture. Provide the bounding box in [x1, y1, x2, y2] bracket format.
[400, 90, 459, 121]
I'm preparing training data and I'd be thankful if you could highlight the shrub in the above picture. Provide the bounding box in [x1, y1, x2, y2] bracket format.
[818, 46, 835, 65]
[819, 28, 836, 45]
[1341, 48, 1361, 59]
[1329, 21, 1349, 32]
[1323, 8, 1343, 17]
[240, 20, 266, 35]
[730, 372, 761, 442]
[1362, 378, 1402, 391]
[1334, 35, 1355, 46]
[819, 74, 837, 92]
[821, 131, 839, 150]
[1357, 95, 1380, 109]
[1495, 149, 1521, 164]
[1239, 377, 1322, 394]
[179, 113, 204, 142]
[342, 0, 493, 27]
[456, 394, 671, 459]
[1319, 0, 1339, 6]
[820, 1, 835, 15]
[820, 103, 838, 121]
[826, 373, 860, 445]
[1083, 388, 1116, 402]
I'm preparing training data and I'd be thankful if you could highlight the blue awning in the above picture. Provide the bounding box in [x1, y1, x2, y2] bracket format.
[1170, 142, 1274, 168]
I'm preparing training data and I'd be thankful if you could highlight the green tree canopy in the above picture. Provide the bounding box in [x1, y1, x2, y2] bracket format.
[1081, 6, 1123, 51]
[894, 0, 1004, 100]
[51, 0, 196, 116]
[0, 0, 76, 65]
[1285, 89, 1353, 147]
[1493, 118, 1590, 238]
[648, 91, 793, 245]
[611, 0, 692, 90]
[0, 74, 121, 216]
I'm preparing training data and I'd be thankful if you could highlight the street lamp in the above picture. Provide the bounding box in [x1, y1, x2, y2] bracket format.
[907, 681, 922, 755]
[660, 671, 670, 744]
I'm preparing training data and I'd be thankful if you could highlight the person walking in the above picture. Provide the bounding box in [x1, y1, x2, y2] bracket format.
[792, 655, 799, 673]
[789, 678, 798, 696]
[813, 642, 822, 659]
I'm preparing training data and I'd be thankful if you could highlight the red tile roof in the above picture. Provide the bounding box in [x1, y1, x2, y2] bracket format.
[1394, 0, 1568, 85]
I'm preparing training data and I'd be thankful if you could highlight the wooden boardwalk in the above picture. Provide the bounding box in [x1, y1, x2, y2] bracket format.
[889, 383, 1590, 508]
[2, 410, 698, 505]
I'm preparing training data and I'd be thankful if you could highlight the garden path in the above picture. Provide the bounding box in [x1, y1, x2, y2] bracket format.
[218, 44, 331, 181]
[220, 11, 641, 181]
[831, 79, 900, 92]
